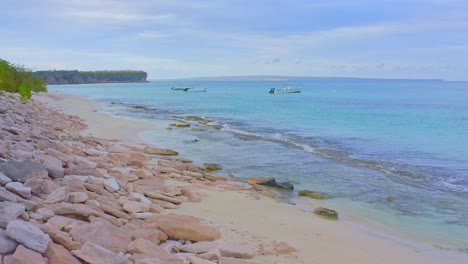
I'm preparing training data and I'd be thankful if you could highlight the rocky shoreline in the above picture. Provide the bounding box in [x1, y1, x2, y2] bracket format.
[0, 93, 297, 263]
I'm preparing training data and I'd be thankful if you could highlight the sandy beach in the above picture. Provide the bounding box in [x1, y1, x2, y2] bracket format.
[30, 91, 468, 264]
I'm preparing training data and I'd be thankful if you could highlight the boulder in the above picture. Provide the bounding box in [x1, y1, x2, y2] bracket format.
[72, 241, 130, 264]
[144, 147, 179, 156]
[45, 243, 81, 264]
[0, 172, 12, 186]
[0, 160, 48, 183]
[5, 182, 31, 198]
[123, 201, 150, 213]
[0, 228, 18, 254]
[69, 218, 132, 252]
[0, 202, 25, 228]
[177, 241, 218, 254]
[313, 207, 338, 220]
[3, 244, 47, 264]
[45, 187, 69, 204]
[298, 189, 326, 199]
[219, 244, 256, 259]
[152, 214, 221, 242]
[5, 220, 51, 253]
[68, 192, 88, 203]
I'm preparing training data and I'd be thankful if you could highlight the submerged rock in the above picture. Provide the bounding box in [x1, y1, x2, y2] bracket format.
[246, 177, 294, 190]
[203, 163, 222, 171]
[170, 122, 190, 128]
[313, 207, 338, 220]
[298, 189, 326, 199]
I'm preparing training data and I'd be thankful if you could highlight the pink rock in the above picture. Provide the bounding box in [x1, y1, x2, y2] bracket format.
[72, 241, 129, 264]
[123, 201, 150, 213]
[3, 245, 47, 264]
[151, 214, 221, 242]
[45, 243, 81, 264]
[219, 244, 256, 259]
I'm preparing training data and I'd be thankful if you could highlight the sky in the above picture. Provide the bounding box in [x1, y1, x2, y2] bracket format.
[1, 0, 468, 80]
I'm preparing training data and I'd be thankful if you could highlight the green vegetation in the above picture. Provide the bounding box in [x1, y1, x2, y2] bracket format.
[34, 70, 148, 84]
[0, 58, 47, 96]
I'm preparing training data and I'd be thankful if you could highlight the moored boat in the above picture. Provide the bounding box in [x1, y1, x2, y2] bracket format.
[269, 85, 302, 94]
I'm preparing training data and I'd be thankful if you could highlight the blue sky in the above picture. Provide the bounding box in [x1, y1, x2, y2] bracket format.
[1, 0, 468, 80]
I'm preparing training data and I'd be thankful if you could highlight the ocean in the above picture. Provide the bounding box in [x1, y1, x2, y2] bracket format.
[50, 79, 468, 251]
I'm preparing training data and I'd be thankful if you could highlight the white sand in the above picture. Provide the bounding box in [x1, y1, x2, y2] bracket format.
[37, 91, 468, 264]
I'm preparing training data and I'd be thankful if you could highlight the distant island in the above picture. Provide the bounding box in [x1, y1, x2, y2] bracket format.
[34, 70, 148, 85]
[155, 75, 445, 82]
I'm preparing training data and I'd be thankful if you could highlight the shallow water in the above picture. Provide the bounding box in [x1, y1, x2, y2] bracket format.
[51, 79, 468, 250]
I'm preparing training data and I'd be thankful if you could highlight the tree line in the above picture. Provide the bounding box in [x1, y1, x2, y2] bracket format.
[34, 70, 148, 85]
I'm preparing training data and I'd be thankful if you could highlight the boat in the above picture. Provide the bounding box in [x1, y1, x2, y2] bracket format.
[184, 88, 207, 92]
[171, 86, 192, 91]
[269, 85, 302, 94]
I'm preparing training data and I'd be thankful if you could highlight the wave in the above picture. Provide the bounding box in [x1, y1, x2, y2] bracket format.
[221, 123, 468, 195]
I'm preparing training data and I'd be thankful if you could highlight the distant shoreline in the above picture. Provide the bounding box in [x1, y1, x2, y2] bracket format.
[46, 80, 150, 85]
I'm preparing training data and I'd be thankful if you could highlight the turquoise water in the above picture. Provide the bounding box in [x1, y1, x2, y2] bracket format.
[51, 79, 468, 250]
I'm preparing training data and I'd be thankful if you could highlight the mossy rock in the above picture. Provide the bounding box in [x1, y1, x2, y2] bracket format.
[170, 122, 191, 128]
[166, 127, 173, 130]
[131, 105, 149, 110]
[313, 207, 338, 220]
[298, 189, 326, 199]
[185, 116, 212, 124]
[191, 128, 206, 132]
[209, 125, 223, 130]
[204, 163, 222, 171]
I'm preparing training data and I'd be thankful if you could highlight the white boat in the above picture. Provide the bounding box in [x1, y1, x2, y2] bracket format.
[269, 85, 302, 94]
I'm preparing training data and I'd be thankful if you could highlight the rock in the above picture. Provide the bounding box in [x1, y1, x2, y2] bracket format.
[123, 201, 150, 213]
[153, 214, 221, 242]
[68, 192, 88, 203]
[45, 243, 81, 264]
[219, 245, 256, 259]
[275, 181, 294, 190]
[38, 154, 64, 178]
[272, 240, 296, 254]
[3, 244, 47, 264]
[6, 220, 51, 253]
[313, 207, 339, 220]
[187, 255, 215, 264]
[130, 212, 153, 219]
[0, 160, 48, 183]
[203, 173, 226, 182]
[177, 241, 219, 254]
[130, 192, 152, 204]
[103, 178, 120, 192]
[218, 257, 257, 264]
[157, 160, 188, 171]
[170, 122, 190, 128]
[144, 147, 179, 156]
[45, 187, 69, 204]
[143, 191, 182, 205]
[0, 202, 25, 228]
[0, 172, 12, 186]
[0, 187, 18, 202]
[36, 207, 55, 221]
[133, 229, 167, 245]
[203, 163, 222, 171]
[127, 239, 174, 259]
[298, 189, 326, 199]
[246, 177, 276, 186]
[5, 182, 31, 198]
[72, 241, 129, 264]
[0, 228, 18, 254]
[182, 171, 203, 179]
[73, 156, 97, 169]
[69, 218, 132, 252]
